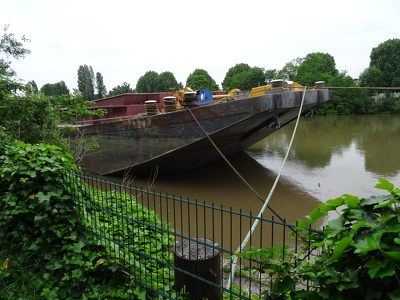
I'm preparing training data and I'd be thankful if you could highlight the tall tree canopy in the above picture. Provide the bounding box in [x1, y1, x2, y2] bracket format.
[230, 67, 266, 90]
[95, 72, 107, 99]
[0, 24, 30, 100]
[360, 39, 400, 87]
[294, 52, 338, 86]
[136, 71, 159, 93]
[41, 81, 69, 97]
[222, 64, 266, 91]
[276, 58, 304, 81]
[222, 63, 251, 91]
[186, 69, 219, 90]
[77, 65, 96, 100]
[107, 82, 135, 97]
[136, 71, 179, 93]
[157, 71, 179, 92]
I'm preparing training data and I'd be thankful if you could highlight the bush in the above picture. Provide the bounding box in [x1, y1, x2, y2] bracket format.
[240, 179, 400, 299]
[0, 142, 132, 299]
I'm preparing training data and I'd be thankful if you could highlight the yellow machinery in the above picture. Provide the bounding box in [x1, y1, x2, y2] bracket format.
[250, 81, 305, 97]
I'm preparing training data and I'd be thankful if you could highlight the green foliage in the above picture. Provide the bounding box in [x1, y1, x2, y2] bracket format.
[158, 71, 179, 92]
[222, 63, 251, 91]
[136, 71, 180, 93]
[41, 80, 70, 97]
[0, 24, 30, 101]
[0, 24, 30, 74]
[0, 142, 180, 299]
[136, 70, 160, 93]
[66, 183, 179, 299]
[294, 52, 338, 86]
[276, 58, 303, 81]
[222, 64, 266, 91]
[77, 64, 95, 100]
[0, 92, 62, 146]
[230, 67, 266, 91]
[0, 142, 133, 299]
[108, 82, 135, 96]
[369, 39, 400, 87]
[53, 90, 107, 124]
[240, 179, 400, 299]
[95, 71, 107, 99]
[315, 71, 372, 115]
[186, 69, 219, 90]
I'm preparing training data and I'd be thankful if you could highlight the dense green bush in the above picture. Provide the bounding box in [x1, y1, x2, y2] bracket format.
[0, 142, 183, 299]
[0, 142, 133, 299]
[240, 179, 400, 299]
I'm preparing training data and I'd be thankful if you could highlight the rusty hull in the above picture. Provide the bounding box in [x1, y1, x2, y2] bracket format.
[77, 89, 331, 176]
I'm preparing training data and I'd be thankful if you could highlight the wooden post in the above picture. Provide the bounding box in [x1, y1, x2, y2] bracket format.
[174, 238, 221, 300]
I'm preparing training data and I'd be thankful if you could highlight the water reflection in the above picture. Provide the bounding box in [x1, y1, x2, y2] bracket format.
[247, 115, 400, 201]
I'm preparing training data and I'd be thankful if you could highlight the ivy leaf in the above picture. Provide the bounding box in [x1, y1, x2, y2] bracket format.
[295, 219, 310, 231]
[377, 214, 396, 223]
[374, 198, 395, 209]
[375, 178, 394, 192]
[382, 251, 400, 262]
[325, 216, 345, 238]
[388, 288, 400, 300]
[307, 208, 327, 224]
[365, 258, 388, 279]
[35, 191, 52, 204]
[354, 233, 383, 253]
[328, 237, 353, 264]
[343, 194, 360, 209]
[361, 195, 392, 206]
[326, 197, 345, 207]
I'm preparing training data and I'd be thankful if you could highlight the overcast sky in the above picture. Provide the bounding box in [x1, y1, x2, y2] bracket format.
[1, 0, 400, 92]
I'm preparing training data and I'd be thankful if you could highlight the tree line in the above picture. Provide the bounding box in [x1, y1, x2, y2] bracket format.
[2, 24, 400, 116]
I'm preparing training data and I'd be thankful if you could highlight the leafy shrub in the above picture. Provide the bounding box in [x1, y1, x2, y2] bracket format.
[240, 179, 400, 299]
[0, 142, 133, 299]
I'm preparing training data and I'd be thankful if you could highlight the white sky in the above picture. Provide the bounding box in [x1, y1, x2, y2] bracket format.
[1, 0, 400, 91]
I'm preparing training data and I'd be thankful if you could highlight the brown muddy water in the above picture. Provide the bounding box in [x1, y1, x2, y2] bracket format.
[103, 115, 400, 249]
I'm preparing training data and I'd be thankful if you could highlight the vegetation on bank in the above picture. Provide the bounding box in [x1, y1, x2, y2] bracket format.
[0, 142, 180, 299]
[240, 179, 400, 299]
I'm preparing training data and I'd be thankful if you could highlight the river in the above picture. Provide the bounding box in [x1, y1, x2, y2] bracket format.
[106, 114, 400, 227]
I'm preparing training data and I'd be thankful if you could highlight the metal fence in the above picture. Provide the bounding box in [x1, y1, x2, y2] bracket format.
[63, 172, 323, 299]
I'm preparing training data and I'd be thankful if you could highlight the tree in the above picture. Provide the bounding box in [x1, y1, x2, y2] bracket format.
[41, 81, 69, 97]
[222, 63, 251, 91]
[276, 57, 303, 81]
[27, 80, 38, 93]
[77, 65, 95, 100]
[230, 67, 266, 90]
[264, 69, 278, 84]
[136, 71, 159, 93]
[0, 24, 30, 100]
[157, 71, 179, 92]
[95, 72, 107, 99]
[107, 82, 135, 97]
[359, 66, 386, 88]
[316, 71, 371, 115]
[0, 24, 30, 75]
[367, 39, 400, 87]
[294, 52, 338, 86]
[186, 69, 219, 90]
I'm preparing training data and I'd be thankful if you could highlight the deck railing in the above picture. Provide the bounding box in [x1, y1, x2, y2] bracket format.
[63, 172, 323, 299]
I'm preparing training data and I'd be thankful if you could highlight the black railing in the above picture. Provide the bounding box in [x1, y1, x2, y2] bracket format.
[63, 172, 323, 299]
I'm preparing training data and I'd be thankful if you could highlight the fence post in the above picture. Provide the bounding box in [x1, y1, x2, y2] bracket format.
[174, 238, 221, 300]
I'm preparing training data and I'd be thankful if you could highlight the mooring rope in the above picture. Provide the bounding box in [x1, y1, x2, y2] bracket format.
[223, 87, 308, 289]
